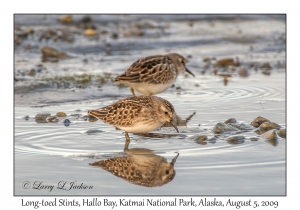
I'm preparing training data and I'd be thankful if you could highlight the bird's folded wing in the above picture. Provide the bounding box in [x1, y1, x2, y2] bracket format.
[88, 98, 145, 126]
[115, 55, 177, 84]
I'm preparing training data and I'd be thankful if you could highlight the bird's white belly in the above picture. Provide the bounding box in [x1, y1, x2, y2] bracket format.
[130, 82, 174, 95]
[117, 121, 163, 133]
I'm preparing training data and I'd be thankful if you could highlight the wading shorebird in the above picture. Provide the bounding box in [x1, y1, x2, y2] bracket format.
[88, 95, 179, 149]
[115, 53, 195, 95]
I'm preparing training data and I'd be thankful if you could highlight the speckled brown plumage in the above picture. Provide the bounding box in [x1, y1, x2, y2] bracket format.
[116, 55, 178, 84]
[114, 53, 194, 95]
[88, 95, 178, 134]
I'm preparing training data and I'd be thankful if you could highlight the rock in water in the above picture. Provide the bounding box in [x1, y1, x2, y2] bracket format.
[22, 115, 30, 120]
[226, 135, 246, 141]
[64, 119, 71, 127]
[84, 29, 97, 36]
[260, 62, 272, 70]
[261, 129, 278, 140]
[214, 58, 239, 67]
[58, 15, 73, 24]
[224, 118, 237, 124]
[251, 116, 271, 127]
[260, 129, 279, 146]
[56, 112, 67, 117]
[87, 115, 98, 122]
[230, 123, 255, 131]
[85, 129, 106, 135]
[46, 116, 59, 123]
[213, 122, 240, 134]
[237, 68, 250, 77]
[195, 135, 208, 145]
[278, 129, 286, 138]
[35, 112, 51, 119]
[226, 135, 245, 145]
[259, 122, 281, 131]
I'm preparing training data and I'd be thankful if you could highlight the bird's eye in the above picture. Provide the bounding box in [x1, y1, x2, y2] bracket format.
[164, 112, 168, 115]
[181, 60, 185, 64]
[166, 170, 169, 174]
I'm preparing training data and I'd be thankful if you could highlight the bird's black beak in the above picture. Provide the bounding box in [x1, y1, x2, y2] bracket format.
[171, 153, 179, 166]
[170, 120, 179, 133]
[185, 67, 195, 77]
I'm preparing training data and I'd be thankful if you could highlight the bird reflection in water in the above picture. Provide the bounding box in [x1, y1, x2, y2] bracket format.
[89, 147, 179, 187]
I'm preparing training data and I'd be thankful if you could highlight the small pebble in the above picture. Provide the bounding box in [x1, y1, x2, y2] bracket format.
[265, 139, 279, 147]
[22, 115, 30, 120]
[278, 129, 286, 138]
[251, 116, 271, 128]
[196, 141, 207, 145]
[35, 112, 51, 119]
[195, 135, 208, 145]
[226, 135, 245, 145]
[237, 68, 249, 77]
[195, 135, 208, 141]
[85, 129, 106, 135]
[207, 137, 217, 144]
[230, 123, 255, 131]
[213, 122, 239, 134]
[260, 62, 272, 70]
[28, 69, 36, 76]
[82, 115, 88, 121]
[64, 119, 71, 127]
[203, 57, 211, 62]
[227, 139, 245, 145]
[254, 129, 266, 135]
[215, 58, 235, 67]
[226, 135, 245, 141]
[259, 122, 281, 131]
[111, 32, 118, 39]
[70, 114, 82, 118]
[58, 15, 73, 24]
[224, 118, 237, 124]
[250, 137, 259, 141]
[81, 16, 92, 23]
[261, 129, 279, 147]
[46, 116, 59, 123]
[56, 112, 67, 117]
[215, 58, 239, 67]
[84, 29, 97, 36]
[261, 129, 278, 140]
[262, 70, 271, 76]
[88, 115, 98, 122]
[41, 47, 67, 60]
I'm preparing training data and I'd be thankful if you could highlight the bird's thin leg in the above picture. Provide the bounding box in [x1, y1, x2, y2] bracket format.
[124, 132, 130, 151]
[130, 88, 135, 96]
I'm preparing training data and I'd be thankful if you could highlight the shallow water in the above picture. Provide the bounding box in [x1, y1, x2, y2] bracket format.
[14, 14, 286, 195]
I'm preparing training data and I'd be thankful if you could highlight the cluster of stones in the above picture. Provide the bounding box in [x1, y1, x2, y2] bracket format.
[194, 116, 285, 146]
[32, 111, 97, 127]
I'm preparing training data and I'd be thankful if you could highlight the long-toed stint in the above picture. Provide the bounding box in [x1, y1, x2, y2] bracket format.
[88, 95, 179, 150]
[115, 53, 195, 95]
